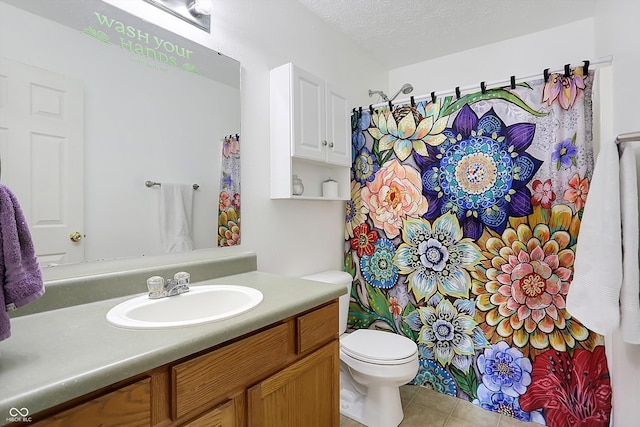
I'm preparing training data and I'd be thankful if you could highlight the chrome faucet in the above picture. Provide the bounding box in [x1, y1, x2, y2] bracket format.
[147, 272, 190, 299]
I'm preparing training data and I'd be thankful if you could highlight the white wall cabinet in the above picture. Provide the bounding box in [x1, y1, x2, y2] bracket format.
[270, 63, 351, 200]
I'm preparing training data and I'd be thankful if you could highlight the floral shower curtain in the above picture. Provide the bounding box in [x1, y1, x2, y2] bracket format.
[218, 134, 240, 246]
[345, 67, 612, 426]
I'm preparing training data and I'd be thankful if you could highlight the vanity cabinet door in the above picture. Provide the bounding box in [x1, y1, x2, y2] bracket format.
[246, 340, 340, 427]
[32, 378, 151, 427]
[182, 399, 235, 427]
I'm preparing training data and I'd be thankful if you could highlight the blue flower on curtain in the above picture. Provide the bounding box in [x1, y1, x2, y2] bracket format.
[477, 342, 532, 396]
[415, 105, 542, 240]
[473, 386, 544, 423]
[352, 110, 371, 163]
[359, 238, 398, 288]
[411, 358, 457, 396]
[353, 147, 378, 184]
[551, 134, 578, 170]
[393, 212, 483, 301]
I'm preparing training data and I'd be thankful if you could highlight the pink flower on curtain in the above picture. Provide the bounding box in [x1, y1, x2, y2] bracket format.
[219, 192, 231, 210]
[360, 159, 429, 239]
[542, 67, 587, 110]
[222, 135, 239, 158]
[531, 179, 556, 209]
[519, 346, 612, 427]
[564, 173, 589, 211]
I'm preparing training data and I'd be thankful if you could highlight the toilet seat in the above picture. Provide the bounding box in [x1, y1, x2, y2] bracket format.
[340, 329, 417, 365]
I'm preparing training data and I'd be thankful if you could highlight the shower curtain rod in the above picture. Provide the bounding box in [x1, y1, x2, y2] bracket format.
[356, 55, 613, 111]
[616, 131, 640, 144]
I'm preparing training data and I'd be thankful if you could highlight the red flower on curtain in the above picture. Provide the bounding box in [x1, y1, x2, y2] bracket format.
[350, 223, 378, 257]
[519, 346, 611, 427]
[531, 179, 556, 209]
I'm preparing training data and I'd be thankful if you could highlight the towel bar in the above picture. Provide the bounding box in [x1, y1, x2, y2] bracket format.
[145, 180, 199, 190]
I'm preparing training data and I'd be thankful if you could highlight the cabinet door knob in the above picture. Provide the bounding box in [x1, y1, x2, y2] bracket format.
[322, 140, 328, 146]
[328, 142, 334, 148]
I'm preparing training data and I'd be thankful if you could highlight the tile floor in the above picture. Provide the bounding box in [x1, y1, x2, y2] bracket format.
[340, 385, 542, 427]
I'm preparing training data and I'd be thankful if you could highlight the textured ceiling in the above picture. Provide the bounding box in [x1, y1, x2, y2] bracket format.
[297, 0, 597, 69]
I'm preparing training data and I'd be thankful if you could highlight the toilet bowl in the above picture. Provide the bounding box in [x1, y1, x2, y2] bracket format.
[302, 271, 419, 427]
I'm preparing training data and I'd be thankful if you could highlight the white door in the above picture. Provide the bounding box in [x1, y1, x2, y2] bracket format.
[0, 57, 84, 266]
[292, 65, 326, 162]
[325, 84, 351, 166]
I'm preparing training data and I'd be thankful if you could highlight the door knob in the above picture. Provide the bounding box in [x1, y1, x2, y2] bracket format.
[70, 231, 83, 242]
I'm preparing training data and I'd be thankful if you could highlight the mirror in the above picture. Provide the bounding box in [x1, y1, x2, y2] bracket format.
[0, 0, 241, 266]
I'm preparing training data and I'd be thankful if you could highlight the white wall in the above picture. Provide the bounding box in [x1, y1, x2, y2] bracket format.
[389, 18, 596, 98]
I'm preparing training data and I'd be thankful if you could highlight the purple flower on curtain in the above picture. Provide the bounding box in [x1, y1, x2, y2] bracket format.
[551, 135, 578, 170]
[473, 385, 544, 423]
[477, 342, 531, 397]
[542, 66, 587, 110]
[416, 105, 542, 240]
[221, 171, 233, 189]
[351, 110, 371, 163]
[222, 135, 239, 158]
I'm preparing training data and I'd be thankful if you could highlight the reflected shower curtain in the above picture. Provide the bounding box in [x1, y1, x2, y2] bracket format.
[218, 134, 240, 246]
[344, 67, 612, 426]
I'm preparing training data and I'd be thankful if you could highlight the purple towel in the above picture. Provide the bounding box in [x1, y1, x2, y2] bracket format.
[0, 184, 44, 341]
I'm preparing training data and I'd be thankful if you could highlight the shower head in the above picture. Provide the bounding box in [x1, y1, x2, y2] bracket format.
[368, 83, 414, 103]
[368, 89, 390, 102]
[389, 83, 414, 101]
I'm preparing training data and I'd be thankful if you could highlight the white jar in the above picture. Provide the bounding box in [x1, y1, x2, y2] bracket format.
[292, 175, 304, 195]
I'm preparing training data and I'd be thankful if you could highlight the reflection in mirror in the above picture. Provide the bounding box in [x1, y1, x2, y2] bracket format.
[0, 0, 241, 267]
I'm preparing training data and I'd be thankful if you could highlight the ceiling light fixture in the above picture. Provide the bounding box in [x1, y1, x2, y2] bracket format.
[143, 0, 212, 32]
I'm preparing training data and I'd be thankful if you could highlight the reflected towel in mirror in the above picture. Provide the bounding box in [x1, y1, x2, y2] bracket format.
[159, 183, 194, 253]
[0, 184, 45, 341]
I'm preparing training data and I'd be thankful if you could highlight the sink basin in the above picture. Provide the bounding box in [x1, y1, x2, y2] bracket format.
[106, 285, 263, 329]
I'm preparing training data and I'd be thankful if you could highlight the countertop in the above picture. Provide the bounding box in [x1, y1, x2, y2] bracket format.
[0, 271, 345, 420]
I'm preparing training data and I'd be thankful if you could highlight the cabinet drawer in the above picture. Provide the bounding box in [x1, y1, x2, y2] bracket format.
[296, 301, 338, 354]
[33, 378, 151, 427]
[182, 399, 234, 427]
[172, 322, 291, 419]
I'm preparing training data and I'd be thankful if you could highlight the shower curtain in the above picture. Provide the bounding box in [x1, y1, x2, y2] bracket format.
[345, 67, 612, 426]
[218, 134, 240, 246]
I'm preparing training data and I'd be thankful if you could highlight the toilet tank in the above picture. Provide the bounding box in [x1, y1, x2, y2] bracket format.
[301, 270, 353, 335]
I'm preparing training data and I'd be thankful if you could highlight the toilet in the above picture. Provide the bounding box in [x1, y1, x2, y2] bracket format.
[302, 271, 419, 427]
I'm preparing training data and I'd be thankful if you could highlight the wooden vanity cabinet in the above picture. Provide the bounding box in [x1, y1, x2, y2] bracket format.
[25, 300, 339, 427]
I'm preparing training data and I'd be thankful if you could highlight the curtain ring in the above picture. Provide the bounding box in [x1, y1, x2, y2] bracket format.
[358, 106, 362, 114]
[543, 68, 550, 82]
[410, 95, 415, 107]
[369, 104, 374, 114]
[480, 81, 486, 94]
[564, 64, 571, 77]
[455, 87, 461, 99]
[510, 76, 516, 89]
[583, 60, 590, 75]
[388, 100, 393, 109]
[431, 91, 436, 103]
[352, 107, 356, 113]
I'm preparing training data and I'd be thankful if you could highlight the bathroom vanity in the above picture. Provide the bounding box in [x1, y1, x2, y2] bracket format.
[0, 252, 344, 426]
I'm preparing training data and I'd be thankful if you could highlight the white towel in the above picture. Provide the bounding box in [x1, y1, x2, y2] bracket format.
[620, 143, 640, 344]
[567, 139, 622, 335]
[159, 183, 194, 253]
[567, 140, 640, 343]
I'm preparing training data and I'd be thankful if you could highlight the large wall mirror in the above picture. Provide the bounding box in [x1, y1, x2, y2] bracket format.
[0, 0, 241, 267]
